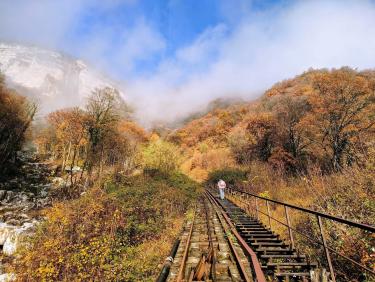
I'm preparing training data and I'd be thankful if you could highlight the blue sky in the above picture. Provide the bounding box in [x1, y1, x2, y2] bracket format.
[57, 0, 278, 78]
[0, 0, 286, 79]
[1, 0, 375, 124]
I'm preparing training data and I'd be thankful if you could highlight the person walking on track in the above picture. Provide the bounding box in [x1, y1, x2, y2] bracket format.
[217, 179, 226, 200]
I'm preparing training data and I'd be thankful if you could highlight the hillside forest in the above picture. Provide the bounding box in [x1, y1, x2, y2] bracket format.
[0, 67, 374, 281]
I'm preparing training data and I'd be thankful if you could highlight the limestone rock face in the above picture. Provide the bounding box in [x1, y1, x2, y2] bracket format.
[0, 42, 124, 114]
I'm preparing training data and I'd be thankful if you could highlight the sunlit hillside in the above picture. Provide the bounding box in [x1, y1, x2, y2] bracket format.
[170, 68, 375, 181]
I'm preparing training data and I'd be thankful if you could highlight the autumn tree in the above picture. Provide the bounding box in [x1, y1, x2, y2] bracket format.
[85, 87, 125, 180]
[47, 108, 88, 171]
[304, 68, 375, 171]
[274, 96, 310, 158]
[260, 67, 375, 172]
[260, 94, 313, 172]
[246, 113, 278, 162]
[116, 121, 149, 173]
[227, 127, 253, 164]
[34, 87, 137, 194]
[0, 74, 37, 175]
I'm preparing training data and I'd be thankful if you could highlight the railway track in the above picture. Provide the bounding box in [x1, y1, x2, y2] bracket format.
[161, 190, 322, 282]
[166, 193, 254, 282]
[159, 187, 374, 281]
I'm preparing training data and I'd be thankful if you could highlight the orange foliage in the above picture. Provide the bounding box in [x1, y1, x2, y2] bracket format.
[117, 120, 149, 143]
[0, 74, 37, 174]
[171, 67, 375, 177]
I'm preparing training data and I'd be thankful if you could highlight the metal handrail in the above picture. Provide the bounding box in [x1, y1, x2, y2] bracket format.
[225, 186, 375, 281]
[229, 190, 375, 276]
[228, 186, 375, 232]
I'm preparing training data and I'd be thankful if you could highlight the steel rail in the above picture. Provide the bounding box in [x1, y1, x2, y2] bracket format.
[226, 189, 375, 277]
[205, 192, 253, 282]
[228, 187, 375, 232]
[203, 198, 217, 282]
[176, 208, 196, 282]
[206, 190, 266, 282]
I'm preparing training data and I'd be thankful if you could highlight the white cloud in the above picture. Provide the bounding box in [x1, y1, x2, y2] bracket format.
[176, 24, 227, 64]
[128, 0, 375, 126]
[1, 0, 375, 126]
[0, 0, 156, 78]
[118, 18, 166, 73]
[0, 0, 84, 49]
[73, 17, 166, 78]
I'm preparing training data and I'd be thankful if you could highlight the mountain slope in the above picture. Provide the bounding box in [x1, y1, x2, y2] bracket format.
[0, 42, 124, 114]
[168, 67, 375, 180]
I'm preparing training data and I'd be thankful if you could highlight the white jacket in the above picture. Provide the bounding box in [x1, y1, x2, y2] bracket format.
[218, 180, 226, 189]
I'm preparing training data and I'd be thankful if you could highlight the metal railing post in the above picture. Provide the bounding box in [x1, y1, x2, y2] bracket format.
[317, 215, 336, 282]
[266, 200, 272, 229]
[224, 187, 375, 278]
[284, 206, 294, 249]
[246, 194, 251, 216]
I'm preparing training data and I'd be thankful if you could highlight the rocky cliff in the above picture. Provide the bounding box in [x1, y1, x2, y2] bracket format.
[0, 42, 124, 114]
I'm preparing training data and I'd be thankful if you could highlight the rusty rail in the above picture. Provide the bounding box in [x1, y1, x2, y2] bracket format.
[176, 208, 196, 282]
[202, 198, 216, 281]
[206, 190, 266, 282]
[175, 194, 257, 281]
[205, 191, 254, 282]
[226, 186, 375, 281]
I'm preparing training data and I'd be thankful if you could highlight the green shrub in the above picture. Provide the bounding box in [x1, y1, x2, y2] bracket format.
[165, 171, 201, 199]
[206, 168, 248, 186]
[142, 140, 182, 175]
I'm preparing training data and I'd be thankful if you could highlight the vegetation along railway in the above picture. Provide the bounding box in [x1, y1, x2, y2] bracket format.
[157, 188, 375, 282]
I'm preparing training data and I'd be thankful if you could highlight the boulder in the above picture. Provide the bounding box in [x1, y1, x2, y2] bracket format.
[39, 187, 49, 198]
[72, 166, 81, 172]
[0, 223, 15, 245]
[52, 177, 65, 187]
[3, 232, 19, 255]
[64, 165, 81, 173]
[3, 191, 14, 203]
[0, 190, 6, 201]
[34, 197, 51, 208]
[2, 222, 35, 256]
[0, 273, 16, 282]
[19, 213, 29, 220]
[17, 193, 29, 203]
[5, 219, 21, 226]
[1, 212, 15, 222]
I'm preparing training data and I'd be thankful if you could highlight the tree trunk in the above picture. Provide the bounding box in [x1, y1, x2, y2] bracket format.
[70, 145, 78, 189]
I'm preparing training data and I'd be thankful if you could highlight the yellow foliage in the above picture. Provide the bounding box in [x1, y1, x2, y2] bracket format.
[150, 133, 160, 142]
[13, 173, 198, 281]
